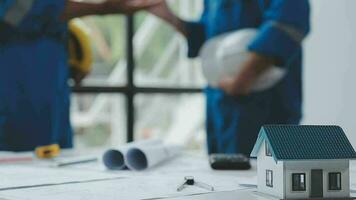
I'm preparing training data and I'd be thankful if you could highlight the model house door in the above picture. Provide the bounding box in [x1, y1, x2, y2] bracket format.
[310, 169, 323, 198]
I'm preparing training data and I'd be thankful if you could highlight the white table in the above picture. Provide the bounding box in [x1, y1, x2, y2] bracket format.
[0, 151, 355, 200]
[166, 190, 267, 200]
[0, 151, 258, 200]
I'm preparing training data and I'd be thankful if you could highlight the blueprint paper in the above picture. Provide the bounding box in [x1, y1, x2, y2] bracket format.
[0, 165, 124, 191]
[163, 190, 263, 200]
[102, 139, 162, 170]
[103, 139, 182, 171]
[0, 153, 258, 200]
[126, 143, 182, 171]
[0, 174, 251, 200]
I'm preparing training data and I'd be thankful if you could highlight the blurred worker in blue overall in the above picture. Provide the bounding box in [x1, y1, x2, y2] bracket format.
[148, 0, 310, 155]
[0, 0, 158, 151]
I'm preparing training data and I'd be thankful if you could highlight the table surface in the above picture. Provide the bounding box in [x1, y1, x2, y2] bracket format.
[0, 150, 355, 200]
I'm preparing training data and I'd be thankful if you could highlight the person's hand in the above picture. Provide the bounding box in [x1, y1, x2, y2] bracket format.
[105, 0, 161, 15]
[219, 53, 275, 96]
[62, 0, 161, 21]
[145, 0, 170, 18]
[70, 67, 89, 86]
[145, 0, 188, 36]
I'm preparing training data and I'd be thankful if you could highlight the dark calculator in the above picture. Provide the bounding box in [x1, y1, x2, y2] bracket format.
[209, 154, 251, 170]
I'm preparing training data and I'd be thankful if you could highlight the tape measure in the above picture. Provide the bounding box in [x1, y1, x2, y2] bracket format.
[35, 144, 61, 159]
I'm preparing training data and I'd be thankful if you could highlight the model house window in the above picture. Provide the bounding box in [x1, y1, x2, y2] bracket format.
[265, 141, 272, 156]
[329, 172, 342, 190]
[292, 173, 306, 191]
[266, 170, 273, 187]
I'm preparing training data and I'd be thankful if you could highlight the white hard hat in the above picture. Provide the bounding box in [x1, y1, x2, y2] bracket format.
[199, 28, 286, 92]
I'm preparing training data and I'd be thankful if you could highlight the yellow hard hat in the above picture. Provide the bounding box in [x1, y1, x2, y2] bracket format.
[68, 18, 93, 83]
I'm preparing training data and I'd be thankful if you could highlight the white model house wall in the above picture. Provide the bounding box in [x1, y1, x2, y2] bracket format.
[257, 141, 284, 199]
[284, 160, 350, 199]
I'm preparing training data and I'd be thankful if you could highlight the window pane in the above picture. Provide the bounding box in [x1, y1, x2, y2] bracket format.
[134, 1, 205, 88]
[265, 141, 272, 156]
[300, 174, 306, 190]
[71, 94, 126, 149]
[337, 173, 341, 188]
[329, 173, 342, 190]
[292, 174, 299, 190]
[266, 170, 273, 187]
[292, 173, 306, 191]
[135, 94, 205, 152]
[73, 15, 127, 87]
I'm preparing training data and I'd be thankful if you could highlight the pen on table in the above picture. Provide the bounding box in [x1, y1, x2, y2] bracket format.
[54, 157, 98, 167]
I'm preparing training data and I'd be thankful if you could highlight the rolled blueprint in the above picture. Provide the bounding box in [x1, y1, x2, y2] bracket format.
[125, 144, 182, 171]
[102, 139, 162, 170]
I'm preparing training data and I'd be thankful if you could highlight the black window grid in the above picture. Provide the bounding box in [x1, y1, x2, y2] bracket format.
[72, 16, 203, 142]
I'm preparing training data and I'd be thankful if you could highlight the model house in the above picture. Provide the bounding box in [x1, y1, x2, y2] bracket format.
[250, 125, 356, 199]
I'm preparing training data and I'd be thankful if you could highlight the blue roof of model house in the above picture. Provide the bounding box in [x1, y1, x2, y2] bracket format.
[250, 125, 356, 161]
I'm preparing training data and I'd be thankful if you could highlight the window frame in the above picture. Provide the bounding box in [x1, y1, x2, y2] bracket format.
[292, 173, 306, 192]
[72, 16, 203, 142]
[266, 170, 273, 188]
[328, 172, 342, 191]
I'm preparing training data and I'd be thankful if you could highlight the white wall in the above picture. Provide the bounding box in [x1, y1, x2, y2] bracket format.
[257, 141, 284, 199]
[303, 0, 356, 146]
[284, 160, 350, 199]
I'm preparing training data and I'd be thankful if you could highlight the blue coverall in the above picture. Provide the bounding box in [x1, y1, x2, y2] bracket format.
[185, 0, 310, 155]
[0, 0, 72, 151]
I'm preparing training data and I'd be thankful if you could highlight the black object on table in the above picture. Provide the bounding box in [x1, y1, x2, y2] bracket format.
[209, 154, 251, 170]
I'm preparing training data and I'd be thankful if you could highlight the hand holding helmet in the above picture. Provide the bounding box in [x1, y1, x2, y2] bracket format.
[200, 29, 287, 95]
[105, 0, 162, 15]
